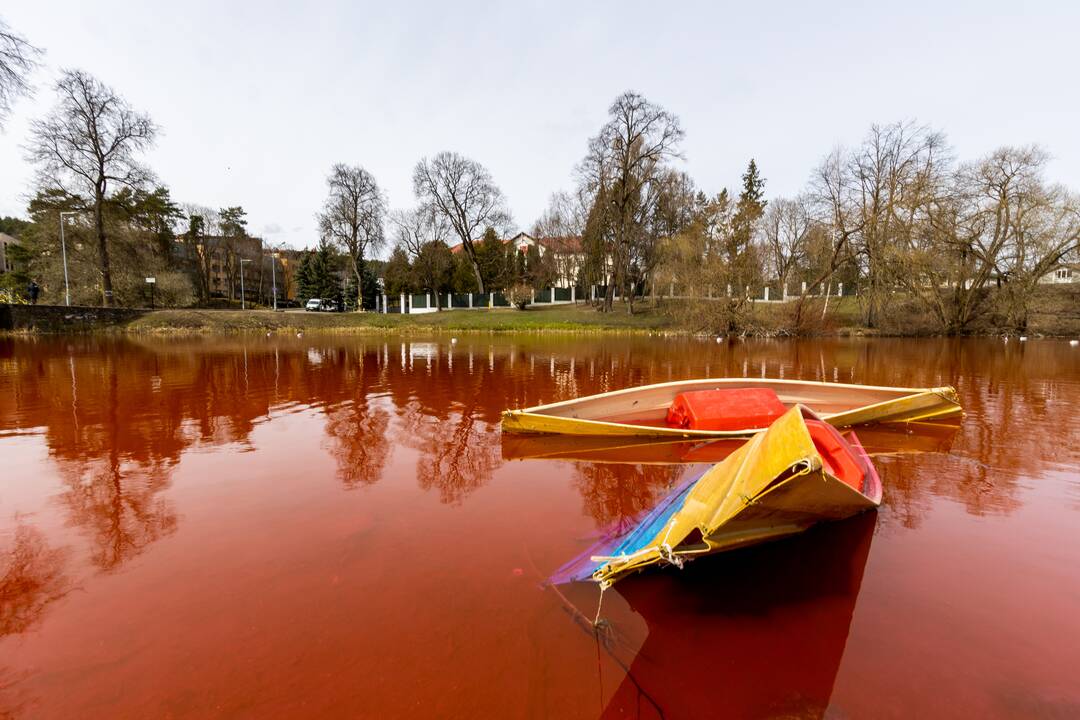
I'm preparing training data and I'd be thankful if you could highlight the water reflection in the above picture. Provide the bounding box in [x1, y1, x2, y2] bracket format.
[0, 336, 1078, 718]
[0, 524, 71, 637]
[553, 512, 875, 719]
[571, 463, 684, 530]
[320, 349, 392, 489]
[2, 336, 1076, 539]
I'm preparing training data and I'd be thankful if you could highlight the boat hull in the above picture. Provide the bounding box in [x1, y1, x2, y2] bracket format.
[502, 378, 961, 438]
[560, 407, 885, 587]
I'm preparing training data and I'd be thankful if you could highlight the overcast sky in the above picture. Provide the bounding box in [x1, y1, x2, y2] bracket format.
[2, 1, 1078, 252]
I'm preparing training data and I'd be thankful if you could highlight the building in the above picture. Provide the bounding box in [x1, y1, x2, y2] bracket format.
[1041, 263, 1078, 284]
[194, 235, 264, 300]
[275, 248, 303, 302]
[0, 232, 20, 275]
[448, 232, 584, 287]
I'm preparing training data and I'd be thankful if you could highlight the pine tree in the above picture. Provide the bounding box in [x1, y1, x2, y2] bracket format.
[731, 159, 766, 256]
[728, 159, 767, 291]
[296, 241, 341, 301]
[382, 247, 413, 296]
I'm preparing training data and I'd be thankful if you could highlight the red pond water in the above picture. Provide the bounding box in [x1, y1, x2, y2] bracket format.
[0, 335, 1078, 719]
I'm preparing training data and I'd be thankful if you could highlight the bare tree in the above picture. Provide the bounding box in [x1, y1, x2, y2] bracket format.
[531, 190, 587, 287]
[412, 152, 511, 293]
[318, 164, 386, 310]
[391, 206, 449, 258]
[578, 91, 684, 312]
[0, 16, 42, 127]
[27, 70, 157, 306]
[978, 146, 1080, 329]
[762, 196, 813, 296]
[181, 204, 223, 302]
[848, 122, 948, 326]
[391, 207, 452, 308]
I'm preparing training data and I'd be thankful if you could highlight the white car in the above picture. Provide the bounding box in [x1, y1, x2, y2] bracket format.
[305, 298, 322, 312]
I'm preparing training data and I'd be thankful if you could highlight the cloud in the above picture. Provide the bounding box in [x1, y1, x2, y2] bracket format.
[262, 223, 283, 235]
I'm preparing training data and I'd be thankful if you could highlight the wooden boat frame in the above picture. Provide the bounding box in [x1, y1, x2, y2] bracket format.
[501, 377, 961, 438]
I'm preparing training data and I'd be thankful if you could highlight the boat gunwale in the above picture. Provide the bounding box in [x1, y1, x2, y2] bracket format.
[511, 377, 948, 416]
[503, 378, 960, 437]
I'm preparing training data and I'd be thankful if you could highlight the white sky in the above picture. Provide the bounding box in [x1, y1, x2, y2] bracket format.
[1, 1, 1078, 253]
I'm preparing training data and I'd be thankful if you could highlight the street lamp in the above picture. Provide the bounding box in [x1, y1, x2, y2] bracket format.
[271, 252, 279, 311]
[58, 211, 79, 306]
[239, 258, 252, 310]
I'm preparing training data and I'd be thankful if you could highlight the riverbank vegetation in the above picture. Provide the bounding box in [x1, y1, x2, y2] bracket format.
[1, 15, 1077, 337]
[5, 283, 1069, 337]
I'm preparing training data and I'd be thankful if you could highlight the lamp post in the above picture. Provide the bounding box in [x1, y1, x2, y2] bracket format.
[239, 258, 252, 309]
[271, 252, 279, 311]
[58, 211, 79, 306]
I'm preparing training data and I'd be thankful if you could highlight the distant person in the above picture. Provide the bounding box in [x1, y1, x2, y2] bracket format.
[27, 281, 40, 305]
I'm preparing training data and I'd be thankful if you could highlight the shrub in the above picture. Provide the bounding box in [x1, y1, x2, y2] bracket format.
[505, 283, 532, 310]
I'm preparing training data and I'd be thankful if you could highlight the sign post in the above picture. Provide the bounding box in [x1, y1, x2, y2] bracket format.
[145, 277, 156, 309]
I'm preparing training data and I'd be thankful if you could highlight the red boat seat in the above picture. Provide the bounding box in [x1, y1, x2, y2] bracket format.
[665, 388, 788, 431]
[805, 419, 865, 492]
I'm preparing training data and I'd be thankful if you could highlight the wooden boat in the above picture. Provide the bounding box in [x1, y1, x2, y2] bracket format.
[500, 418, 959, 465]
[552, 406, 883, 588]
[501, 377, 961, 438]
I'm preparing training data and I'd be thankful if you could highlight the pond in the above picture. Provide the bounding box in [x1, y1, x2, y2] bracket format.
[0, 334, 1078, 718]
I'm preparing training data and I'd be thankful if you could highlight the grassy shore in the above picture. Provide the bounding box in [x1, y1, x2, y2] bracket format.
[7, 285, 1078, 336]
[122, 304, 677, 334]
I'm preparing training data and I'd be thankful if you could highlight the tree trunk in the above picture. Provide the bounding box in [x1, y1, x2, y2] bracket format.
[470, 255, 485, 295]
[94, 190, 114, 307]
[353, 260, 363, 312]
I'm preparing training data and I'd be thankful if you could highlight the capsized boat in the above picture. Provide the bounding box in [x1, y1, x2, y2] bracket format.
[552, 405, 882, 588]
[501, 377, 961, 438]
[548, 512, 876, 719]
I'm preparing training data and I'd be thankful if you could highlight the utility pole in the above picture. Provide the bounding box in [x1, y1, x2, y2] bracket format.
[271, 252, 279, 311]
[240, 258, 252, 309]
[58, 211, 79, 306]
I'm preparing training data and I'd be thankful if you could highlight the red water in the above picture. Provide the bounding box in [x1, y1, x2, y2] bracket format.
[0, 335, 1078, 719]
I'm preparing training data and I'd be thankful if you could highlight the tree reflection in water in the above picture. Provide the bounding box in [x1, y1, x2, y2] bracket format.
[571, 462, 685, 531]
[0, 524, 71, 637]
[321, 348, 392, 489]
[1, 335, 1077, 565]
[387, 341, 502, 505]
[58, 458, 178, 571]
[0, 525, 68, 714]
[323, 401, 391, 489]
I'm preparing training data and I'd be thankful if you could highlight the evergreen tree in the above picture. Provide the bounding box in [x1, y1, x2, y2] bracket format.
[728, 159, 767, 291]
[296, 241, 341, 301]
[731, 159, 766, 258]
[451, 251, 478, 293]
[473, 227, 508, 290]
[525, 243, 556, 290]
[382, 247, 413, 296]
[0, 216, 31, 236]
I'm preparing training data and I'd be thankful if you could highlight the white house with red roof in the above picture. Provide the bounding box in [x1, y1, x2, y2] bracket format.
[449, 232, 583, 287]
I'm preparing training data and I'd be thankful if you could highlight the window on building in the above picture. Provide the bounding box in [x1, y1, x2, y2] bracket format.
[1056, 268, 1072, 280]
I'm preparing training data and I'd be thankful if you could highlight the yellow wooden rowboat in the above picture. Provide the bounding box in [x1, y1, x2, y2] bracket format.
[501, 419, 960, 464]
[502, 378, 961, 438]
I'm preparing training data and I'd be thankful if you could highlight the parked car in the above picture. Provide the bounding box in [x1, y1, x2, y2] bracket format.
[305, 298, 340, 312]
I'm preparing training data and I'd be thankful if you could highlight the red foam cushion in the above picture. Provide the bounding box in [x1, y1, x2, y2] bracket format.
[665, 388, 788, 431]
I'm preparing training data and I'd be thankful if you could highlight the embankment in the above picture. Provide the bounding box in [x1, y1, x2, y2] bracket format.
[0, 304, 146, 333]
